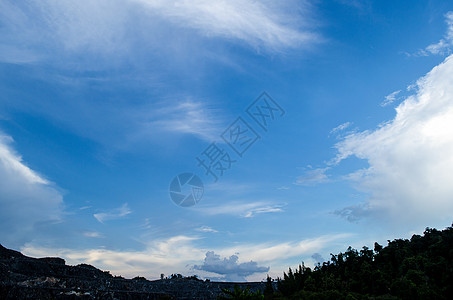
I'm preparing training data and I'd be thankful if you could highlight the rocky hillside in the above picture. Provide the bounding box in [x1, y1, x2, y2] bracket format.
[0, 244, 266, 299]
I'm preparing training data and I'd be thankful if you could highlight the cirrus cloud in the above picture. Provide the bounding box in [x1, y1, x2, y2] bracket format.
[133, 0, 320, 52]
[0, 0, 320, 65]
[93, 203, 132, 223]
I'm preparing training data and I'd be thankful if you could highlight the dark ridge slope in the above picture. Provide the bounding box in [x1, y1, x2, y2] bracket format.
[0, 244, 265, 299]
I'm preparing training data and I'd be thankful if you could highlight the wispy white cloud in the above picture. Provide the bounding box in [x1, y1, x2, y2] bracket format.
[93, 203, 132, 223]
[0, 0, 319, 65]
[196, 226, 218, 233]
[0, 0, 314, 149]
[0, 133, 63, 247]
[140, 218, 153, 230]
[0, 0, 126, 64]
[294, 167, 330, 186]
[380, 90, 401, 107]
[335, 0, 372, 13]
[330, 122, 353, 136]
[329, 122, 354, 139]
[218, 233, 352, 264]
[83, 231, 103, 238]
[194, 201, 285, 218]
[142, 100, 223, 142]
[413, 11, 453, 56]
[333, 54, 453, 226]
[134, 0, 319, 52]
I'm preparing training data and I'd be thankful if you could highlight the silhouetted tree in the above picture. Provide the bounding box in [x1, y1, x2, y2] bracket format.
[218, 285, 264, 300]
[264, 275, 274, 299]
[273, 223, 453, 299]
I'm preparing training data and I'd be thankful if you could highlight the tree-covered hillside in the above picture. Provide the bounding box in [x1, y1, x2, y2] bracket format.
[272, 224, 453, 300]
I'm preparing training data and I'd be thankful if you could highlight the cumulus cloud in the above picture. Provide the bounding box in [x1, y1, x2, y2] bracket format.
[334, 54, 453, 226]
[194, 251, 269, 281]
[0, 133, 63, 247]
[93, 203, 131, 223]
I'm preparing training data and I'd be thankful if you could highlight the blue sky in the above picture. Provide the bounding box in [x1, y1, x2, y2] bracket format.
[1, 0, 453, 282]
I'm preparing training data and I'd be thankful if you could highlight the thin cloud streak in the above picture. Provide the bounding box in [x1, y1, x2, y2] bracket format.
[294, 167, 330, 186]
[329, 122, 353, 136]
[381, 90, 401, 107]
[193, 201, 285, 218]
[196, 226, 218, 233]
[94, 203, 132, 223]
[143, 99, 224, 142]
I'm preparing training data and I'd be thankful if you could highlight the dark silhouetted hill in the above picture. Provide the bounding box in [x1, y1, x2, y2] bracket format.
[0, 244, 265, 299]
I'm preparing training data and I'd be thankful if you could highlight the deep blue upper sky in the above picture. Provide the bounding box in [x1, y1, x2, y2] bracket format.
[1, 0, 453, 281]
